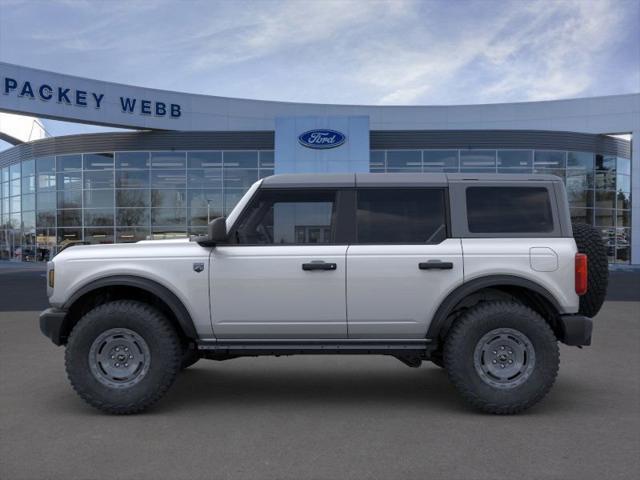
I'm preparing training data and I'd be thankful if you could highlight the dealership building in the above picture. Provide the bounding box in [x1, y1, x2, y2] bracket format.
[0, 62, 638, 264]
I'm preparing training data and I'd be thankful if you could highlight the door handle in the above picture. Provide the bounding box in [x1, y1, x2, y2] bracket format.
[302, 261, 337, 271]
[419, 260, 453, 270]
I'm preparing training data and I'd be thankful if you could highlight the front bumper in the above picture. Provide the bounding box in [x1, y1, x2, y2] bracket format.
[39, 307, 69, 346]
[558, 314, 593, 346]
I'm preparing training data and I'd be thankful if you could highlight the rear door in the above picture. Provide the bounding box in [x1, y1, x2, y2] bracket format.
[346, 188, 463, 338]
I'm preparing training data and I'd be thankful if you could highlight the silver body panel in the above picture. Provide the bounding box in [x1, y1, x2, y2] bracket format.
[48, 174, 580, 341]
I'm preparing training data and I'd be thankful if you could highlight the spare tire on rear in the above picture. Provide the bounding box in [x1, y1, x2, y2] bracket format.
[572, 223, 608, 317]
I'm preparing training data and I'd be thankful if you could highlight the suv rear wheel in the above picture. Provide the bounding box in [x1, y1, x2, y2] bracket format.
[65, 300, 182, 414]
[443, 301, 559, 414]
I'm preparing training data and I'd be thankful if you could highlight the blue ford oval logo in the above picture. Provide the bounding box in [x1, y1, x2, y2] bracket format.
[298, 129, 346, 149]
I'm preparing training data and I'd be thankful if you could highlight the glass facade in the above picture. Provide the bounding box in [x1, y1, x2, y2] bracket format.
[0, 147, 631, 264]
[370, 149, 632, 264]
[1, 150, 274, 261]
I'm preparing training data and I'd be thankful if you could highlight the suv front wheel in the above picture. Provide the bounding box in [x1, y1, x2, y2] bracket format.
[65, 300, 182, 414]
[443, 301, 559, 414]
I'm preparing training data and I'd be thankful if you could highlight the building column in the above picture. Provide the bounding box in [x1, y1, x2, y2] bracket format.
[631, 129, 639, 265]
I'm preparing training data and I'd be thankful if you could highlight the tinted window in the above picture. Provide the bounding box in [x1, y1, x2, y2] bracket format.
[234, 190, 336, 245]
[466, 187, 553, 233]
[356, 189, 447, 244]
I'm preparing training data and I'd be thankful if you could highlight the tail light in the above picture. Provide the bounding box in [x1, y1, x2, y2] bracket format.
[575, 253, 588, 295]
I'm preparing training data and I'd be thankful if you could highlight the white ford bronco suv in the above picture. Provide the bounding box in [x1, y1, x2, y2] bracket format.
[40, 173, 608, 414]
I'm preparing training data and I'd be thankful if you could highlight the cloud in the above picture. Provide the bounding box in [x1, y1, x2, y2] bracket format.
[0, 0, 637, 106]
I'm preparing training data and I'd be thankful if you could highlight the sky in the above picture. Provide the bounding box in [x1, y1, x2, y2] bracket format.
[0, 0, 639, 142]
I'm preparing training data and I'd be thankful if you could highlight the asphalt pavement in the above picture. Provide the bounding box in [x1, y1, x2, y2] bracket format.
[0, 263, 639, 479]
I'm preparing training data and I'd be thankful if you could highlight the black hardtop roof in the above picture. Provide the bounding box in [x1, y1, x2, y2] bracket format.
[260, 172, 562, 188]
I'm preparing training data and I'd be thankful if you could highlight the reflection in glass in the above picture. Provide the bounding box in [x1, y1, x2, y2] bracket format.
[57, 209, 82, 227]
[84, 170, 114, 189]
[616, 210, 630, 228]
[460, 150, 496, 171]
[22, 159, 35, 177]
[116, 170, 149, 188]
[57, 190, 82, 209]
[117, 227, 150, 243]
[223, 169, 258, 189]
[10, 196, 20, 213]
[188, 190, 223, 209]
[595, 191, 616, 209]
[10, 179, 20, 196]
[117, 189, 149, 208]
[151, 170, 186, 189]
[150, 152, 186, 169]
[151, 189, 186, 208]
[151, 208, 187, 226]
[187, 169, 222, 188]
[498, 151, 532, 169]
[37, 173, 56, 191]
[83, 153, 114, 170]
[84, 190, 114, 209]
[534, 151, 566, 169]
[85, 227, 114, 244]
[116, 152, 149, 169]
[84, 209, 115, 226]
[22, 194, 35, 211]
[386, 151, 421, 169]
[117, 208, 149, 226]
[57, 228, 82, 244]
[567, 188, 593, 208]
[36, 211, 55, 227]
[57, 155, 82, 171]
[36, 157, 55, 174]
[616, 157, 630, 176]
[259, 151, 274, 168]
[151, 229, 188, 239]
[188, 151, 222, 169]
[21, 176, 36, 194]
[57, 171, 82, 190]
[423, 150, 458, 171]
[567, 151, 594, 170]
[594, 209, 614, 227]
[223, 151, 258, 168]
[370, 151, 385, 169]
[616, 174, 630, 193]
[570, 208, 592, 225]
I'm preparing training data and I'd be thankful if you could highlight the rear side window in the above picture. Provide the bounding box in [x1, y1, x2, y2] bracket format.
[466, 187, 553, 233]
[356, 188, 447, 244]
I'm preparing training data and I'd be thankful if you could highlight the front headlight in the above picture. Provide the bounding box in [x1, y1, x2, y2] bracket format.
[48, 268, 55, 288]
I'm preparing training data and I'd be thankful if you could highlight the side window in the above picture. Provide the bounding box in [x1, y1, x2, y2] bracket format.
[356, 188, 447, 244]
[234, 189, 337, 245]
[466, 187, 554, 233]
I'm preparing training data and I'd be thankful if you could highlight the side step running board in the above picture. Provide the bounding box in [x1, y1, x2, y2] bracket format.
[197, 338, 434, 356]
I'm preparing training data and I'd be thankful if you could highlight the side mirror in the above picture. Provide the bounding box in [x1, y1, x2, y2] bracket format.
[208, 216, 228, 244]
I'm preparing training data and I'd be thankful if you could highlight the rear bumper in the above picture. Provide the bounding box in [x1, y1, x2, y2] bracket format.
[558, 314, 593, 346]
[39, 307, 69, 346]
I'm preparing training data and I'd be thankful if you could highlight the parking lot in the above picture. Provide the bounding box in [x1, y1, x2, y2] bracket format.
[1, 265, 639, 480]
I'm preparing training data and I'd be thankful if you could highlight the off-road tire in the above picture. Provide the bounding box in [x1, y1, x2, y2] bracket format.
[444, 301, 559, 414]
[572, 223, 608, 317]
[181, 344, 200, 369]
[65, 300, 182, 414]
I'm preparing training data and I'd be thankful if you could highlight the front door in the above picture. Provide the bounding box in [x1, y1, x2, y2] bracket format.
[210, 188, 348, 338]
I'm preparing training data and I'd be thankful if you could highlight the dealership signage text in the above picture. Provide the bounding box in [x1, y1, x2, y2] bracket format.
[2, 77, 181, 118]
